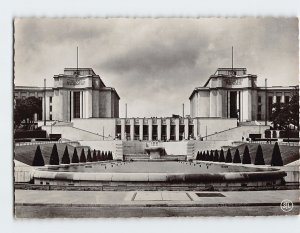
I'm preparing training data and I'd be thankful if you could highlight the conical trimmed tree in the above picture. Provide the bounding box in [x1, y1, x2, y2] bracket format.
[87, 149, 92, 162]
[71, 148, 79, 163]
[271, 142, 283, 166]
[199, 152, 203, 160]
[109, 151, 113, 160]
[209, 150, 214, 161]
[92, 149, 98, 162]
[32, 145, 45, 166]
[196, 151, 200, 160]
[213, 150, 219, 162]
[225, 148, 232, 163]
[204, 151, 209, 161]
[104, 151, 108, 160]
[242, 145, 251, 164]
[49, 143, 59, 165]
[101, 151, 105, 160]
[97, 150, 101, 161]
[61, 146, 70, 164]
[233, 148, 241, 163]
[219, 149, 225, 162]
[80, 148, 86, 163]
[254, 144, 265, 165]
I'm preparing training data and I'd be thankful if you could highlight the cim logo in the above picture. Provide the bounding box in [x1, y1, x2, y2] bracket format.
[280, 199, 293, 212]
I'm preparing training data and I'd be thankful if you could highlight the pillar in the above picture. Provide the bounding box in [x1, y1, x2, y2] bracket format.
[130, 119, 134, 141]
[139, 119, 143, 141]
[157, 118, 162, 141]
[166, 118, 171, 141]
[193, 118, 198, 140]
[148, 119, 153, 141]
[175, 118, 179, 141]
[184, 118, 189, 140]
[121, 119, 125, 140]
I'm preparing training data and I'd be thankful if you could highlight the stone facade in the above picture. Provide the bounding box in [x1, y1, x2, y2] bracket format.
[190, 68, 298, 122]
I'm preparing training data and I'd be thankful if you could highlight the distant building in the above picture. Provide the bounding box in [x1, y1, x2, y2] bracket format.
[14, 68, 120, 122]
[189, 68, 298, 122]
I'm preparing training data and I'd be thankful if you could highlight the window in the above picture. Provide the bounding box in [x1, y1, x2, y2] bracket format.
[50, 106, 52, 112]
[49, 114, 52, 121]
[285, 96, 290, 103]
[276, 96, 281, 103]
[49, 96, 52, 104]
[258, 96, 261, 103]
[258, 105, 261, 112]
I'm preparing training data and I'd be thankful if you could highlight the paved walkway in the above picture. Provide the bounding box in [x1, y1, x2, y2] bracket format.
[15, 190, 299, 217]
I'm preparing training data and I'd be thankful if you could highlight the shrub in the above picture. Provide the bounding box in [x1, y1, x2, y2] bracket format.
[225, 148, 232, 163]
[49, 143, 59, 165]
[104, 151, 108, 160]
[213, 150, 219, 162]
[254, 144, 265, 165]
[209, 150, 214, 161]
[233, 148, 241, 163]
[219, 149, 225, 162]
[61, 146, 70, 164]
[199, 152, 203, 160]
[196, 151, 200, 160]
[80, 148, 86, 163]
[271, 142, 283, 166]
[97, 150, 101, 161]
[242, 145, 251, 164]
[108, 151, 113, 160]
[101, 151, 105, 160]
[87, 149, 92, 162]
[92, 149, 98, 162]
[71, 148, 79, 163]
[32, 145, 45, 166]
[204, 151, 209, 161]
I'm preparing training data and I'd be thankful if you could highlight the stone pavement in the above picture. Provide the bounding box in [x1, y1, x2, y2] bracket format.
[14, 190, 300, 217]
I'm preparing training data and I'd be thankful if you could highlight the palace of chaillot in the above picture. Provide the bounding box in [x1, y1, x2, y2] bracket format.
[14, 58, 299, 217]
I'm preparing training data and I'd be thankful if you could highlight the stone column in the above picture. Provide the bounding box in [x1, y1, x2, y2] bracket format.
[166, 118, 171, 141]
[157, 118, 162, 141]
[139, 119, 143, 140]
[184, 118, 189, 140]
[148, 118, 153, 141]
[175, 118, 179, 141]
[121, 119, 125, 140]
[130, 119, 134, 141]
[193, 118, 198, 140]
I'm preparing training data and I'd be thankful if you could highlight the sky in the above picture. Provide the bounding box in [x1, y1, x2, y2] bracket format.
[14, 18, 299, 117]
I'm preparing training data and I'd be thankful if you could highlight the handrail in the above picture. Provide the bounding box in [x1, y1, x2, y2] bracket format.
[15, 140, 79, 147]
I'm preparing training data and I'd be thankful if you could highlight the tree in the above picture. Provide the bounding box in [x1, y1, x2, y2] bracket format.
[14, 96, 42, 129]
[199, 152, 203, 160]
[270, 89, 299, 130]
[61, 146, 70, 164]
[219, 149, 225, 162]
[196, 151, 200, 160]
[71, 148, 79, 163]
[101, 151, 105, 160]
[80, 148, 86, 163]
[254, 144, 265, 165]
[271, 142, 283, 166]
[97, 150, 101, 161]
[209, 150, 214, 161]
[213, 150, 219, 162]
[49, 144, 59, 165]
[242, 145, 251, 164]
[87, 149, 92, 162]
[233, 148, 241, 163]
[225, 148, 232, 163]
[108, 151, 113, 160]
[104, 151, 108, 160]
[32, 145, 45, 166]
[92, 149, 98, 162]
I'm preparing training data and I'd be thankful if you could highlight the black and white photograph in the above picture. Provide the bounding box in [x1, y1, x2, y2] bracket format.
[12, 17, 299, 218]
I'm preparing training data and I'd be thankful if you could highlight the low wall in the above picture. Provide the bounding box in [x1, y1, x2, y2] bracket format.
[14, 160, 34, 183]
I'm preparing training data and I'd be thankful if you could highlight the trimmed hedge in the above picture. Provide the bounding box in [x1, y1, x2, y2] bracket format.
[254, 144, 265, 165]
[32, 145, 45, 166]
[49, 144, 59, 165]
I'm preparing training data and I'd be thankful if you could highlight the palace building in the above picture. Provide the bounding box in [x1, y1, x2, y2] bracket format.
[190, 68, 298, 122]
[14, 66, 298, 141]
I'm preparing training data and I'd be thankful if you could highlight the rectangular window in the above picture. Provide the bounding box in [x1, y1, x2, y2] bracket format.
[258, 96, 261, 103]
[50, 106, 52, 112]
[49, 114, 52, 121]
[285, 96, 290, 103]
[258, 105, 261, 112]
[276, 96, 281, 103]
[49, 96, 52, 103]
[73, 92, 80, 118]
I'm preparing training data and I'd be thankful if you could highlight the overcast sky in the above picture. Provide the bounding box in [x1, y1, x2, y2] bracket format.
[14, 18, 298, 117]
